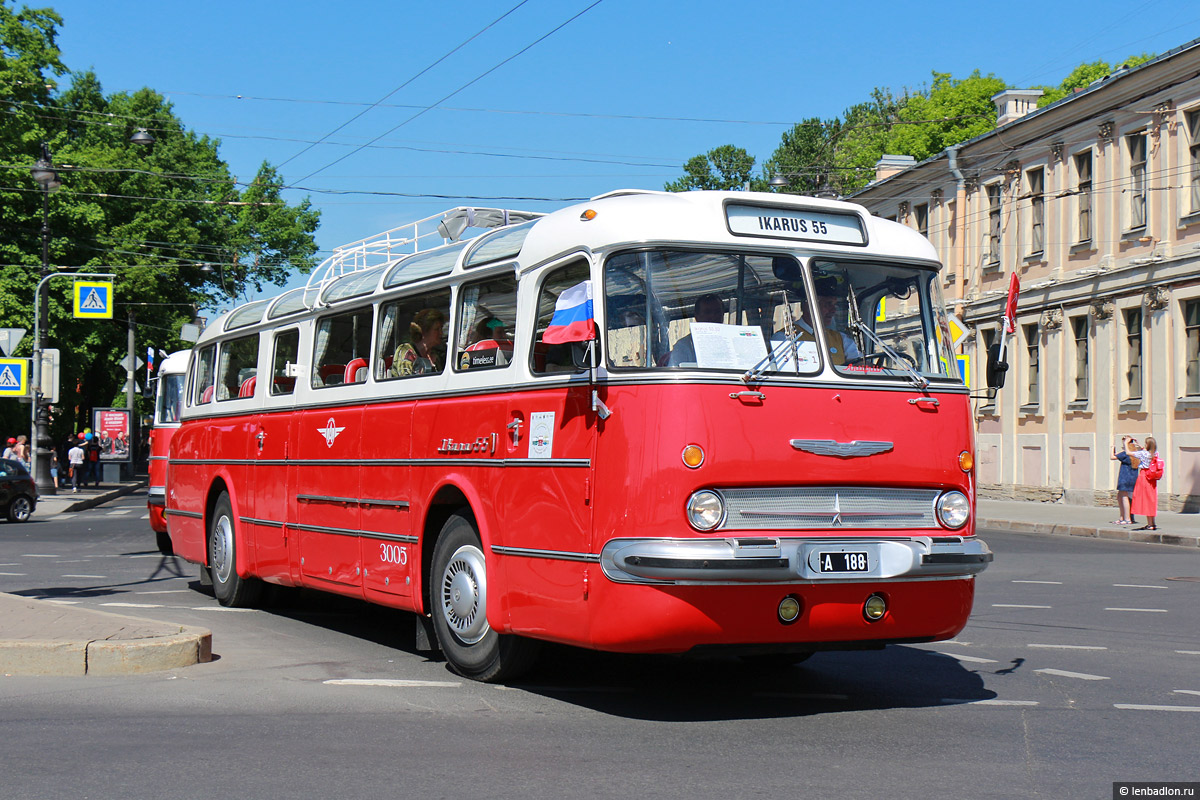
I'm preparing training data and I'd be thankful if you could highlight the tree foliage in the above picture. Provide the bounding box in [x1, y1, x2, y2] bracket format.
[1037, 53, 1156, 106]
[0, 1, 320, 444]
[664, 144, 760, 192]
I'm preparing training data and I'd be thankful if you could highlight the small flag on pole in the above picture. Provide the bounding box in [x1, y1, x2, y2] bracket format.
[543, 280, 596, 344]
[147, 346, 155, 373]
[1003, 272, 1020, 334]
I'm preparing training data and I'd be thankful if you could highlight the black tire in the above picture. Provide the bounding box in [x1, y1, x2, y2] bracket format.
[155, 530, 174, 556]
[430, 512, 538, 682]
[208, 492, 261, 608]
[6, 495, 33, 523]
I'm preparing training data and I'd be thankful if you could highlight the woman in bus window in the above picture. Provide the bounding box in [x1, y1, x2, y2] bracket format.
[392, 308, 445, 376]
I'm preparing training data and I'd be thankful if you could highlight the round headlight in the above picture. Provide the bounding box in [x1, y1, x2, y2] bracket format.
[686, 490, 725, 531]
[936, 491, 970, 529]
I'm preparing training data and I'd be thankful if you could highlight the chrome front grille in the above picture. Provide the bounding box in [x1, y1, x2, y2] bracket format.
[719, 486, 940, 531]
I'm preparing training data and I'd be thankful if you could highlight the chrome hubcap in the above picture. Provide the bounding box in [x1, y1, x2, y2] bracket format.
[211, 515, 233, 583]
[440, 544, 488, 644]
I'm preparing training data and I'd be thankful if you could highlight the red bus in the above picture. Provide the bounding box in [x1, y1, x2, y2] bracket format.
[166, 191, 993, 681]
[148, 350, 188, 555]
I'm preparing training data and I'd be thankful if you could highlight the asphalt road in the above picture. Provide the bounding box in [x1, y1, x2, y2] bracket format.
[0, 492, 1197, 800]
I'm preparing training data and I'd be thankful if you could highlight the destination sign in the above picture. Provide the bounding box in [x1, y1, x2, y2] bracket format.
[726, 204, 865, 245]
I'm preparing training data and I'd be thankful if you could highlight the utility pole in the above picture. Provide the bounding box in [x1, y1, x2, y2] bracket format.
[126, 311, 135, 480]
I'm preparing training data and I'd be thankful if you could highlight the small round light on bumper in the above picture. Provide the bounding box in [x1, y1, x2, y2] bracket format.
[863, 593, 887, 622]
[936, 490, 971, 530]
[778, 594, 802, 624]
[681, 444, 705, 469]
[686, 490, 725, 531]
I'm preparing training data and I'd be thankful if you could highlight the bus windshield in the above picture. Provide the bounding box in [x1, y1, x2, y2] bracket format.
[155, 372, 185, 424]
[603, 249, 959, 383]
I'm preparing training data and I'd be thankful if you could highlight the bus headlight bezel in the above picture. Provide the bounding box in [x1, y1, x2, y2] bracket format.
[686, 490, 726, 532]
[935, 490, 970, 529]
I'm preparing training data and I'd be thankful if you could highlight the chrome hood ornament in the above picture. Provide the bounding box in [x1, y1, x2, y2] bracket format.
[789, 439, 894, 458]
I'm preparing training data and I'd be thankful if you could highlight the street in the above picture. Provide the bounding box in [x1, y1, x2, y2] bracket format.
[1, 491, 1197, 800]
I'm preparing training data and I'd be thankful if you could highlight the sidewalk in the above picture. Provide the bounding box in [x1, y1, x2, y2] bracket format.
[1, 477, 212, 677]
[978, 497, 1200, 548]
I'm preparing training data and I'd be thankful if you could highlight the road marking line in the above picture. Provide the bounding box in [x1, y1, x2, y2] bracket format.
[1174, 690, 1200, 696]
[101, 602, 163, 608]
[20, 554, 60, 558]
[105, 509, 133, 515]
[127, 554, 166, 559]
[1177, 651, 1200, 655]
[1035, 668, 1110, 681]
[190, 606, 255, 612]
[1012, 580, 1063, 584]
[1113, 584, 1167, 589]
[993, 604, 1052, 609]
[1028, 644, 1107, 650]
[0, 563, 20, 566]
[1105, 607, 1168, 613]
[40, 599, 79, 605]
[324, 679, 462, 688]
[1114, 704, 1200, 712]
[944, 699, 1040, 706]
[939, 653, 999, 664]
[135, 590, 191, 595]
[0, 572, 27, 576]
[61, 574, 106, 579]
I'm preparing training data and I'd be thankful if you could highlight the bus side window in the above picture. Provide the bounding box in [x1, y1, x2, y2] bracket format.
[193, 345, 215, 405]
[455, 275, 518, 372]
[312, 307, 373, 388]
[376, 289, 451, 380]
[271, 329, 299, 395]
[532, 260, 591, 374]
[215, 334, 259, 401]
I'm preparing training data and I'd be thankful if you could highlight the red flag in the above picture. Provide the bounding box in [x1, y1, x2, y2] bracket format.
[1003, 272, 1020, 333]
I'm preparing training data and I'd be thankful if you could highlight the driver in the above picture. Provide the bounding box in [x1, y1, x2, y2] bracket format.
[811, 277, 862, 363]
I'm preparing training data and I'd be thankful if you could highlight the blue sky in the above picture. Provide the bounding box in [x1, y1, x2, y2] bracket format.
[42, 0, 1200, 307]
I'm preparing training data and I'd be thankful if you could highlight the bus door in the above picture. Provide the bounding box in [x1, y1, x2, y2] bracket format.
[293, 404, 363, 589]
[249, 328, 300, 584]
[495, 259, 597, 633]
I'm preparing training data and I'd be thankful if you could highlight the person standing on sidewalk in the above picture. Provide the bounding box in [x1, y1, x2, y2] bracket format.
[2, 437, 15, 461]
[1110, 436, 1139, 526]
[67, 438, 85, 493]
[1131, 436, 1164, 531]
[83, 433, 102, 487]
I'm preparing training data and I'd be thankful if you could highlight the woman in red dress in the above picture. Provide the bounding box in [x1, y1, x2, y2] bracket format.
[1130, 436, 1163, 531]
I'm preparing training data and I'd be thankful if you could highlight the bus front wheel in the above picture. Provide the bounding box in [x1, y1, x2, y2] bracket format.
[208, 492, 261, 608]
[430, 512, 538, 682]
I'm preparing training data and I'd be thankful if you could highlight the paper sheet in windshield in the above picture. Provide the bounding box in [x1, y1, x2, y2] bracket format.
[691, 323, 768, 369]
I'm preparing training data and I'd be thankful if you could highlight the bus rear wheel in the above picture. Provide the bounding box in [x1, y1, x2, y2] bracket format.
[208, 492, 261, 608]
[430, 512, 538, 682]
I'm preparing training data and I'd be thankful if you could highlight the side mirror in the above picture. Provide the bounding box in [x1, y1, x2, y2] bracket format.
[986, 343, 1009, 389]
[771, 257, 803, 282]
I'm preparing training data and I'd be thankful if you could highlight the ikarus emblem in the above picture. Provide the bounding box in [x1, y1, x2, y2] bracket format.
[318, 417, 346, 448]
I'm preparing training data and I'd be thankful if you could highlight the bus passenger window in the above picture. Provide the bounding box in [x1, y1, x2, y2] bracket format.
[216, 334, 259, 401]
[376, 290, 451, 380]
[271, 329, 299, 395]
[313, 307, 372, 388]
[193, 345, 215, 404]
[455, 276, 517, 372]
[532, 260, 591, 374]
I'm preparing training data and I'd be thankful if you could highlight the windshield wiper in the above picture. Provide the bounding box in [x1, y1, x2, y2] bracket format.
[743, 290, 801, 384]
[845, 284, 928, 389]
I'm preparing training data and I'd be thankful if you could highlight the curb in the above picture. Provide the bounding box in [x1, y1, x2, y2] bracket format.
[979, 518, 1200, 548]
[0, 593, 211, 677]
[49, 479, 148, 515]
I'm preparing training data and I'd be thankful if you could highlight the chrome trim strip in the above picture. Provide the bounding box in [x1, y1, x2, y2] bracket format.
[240, 517, 285, 529]
[148, 455, 168, 462]
[164, 509, 203, 519]
[170, 456, 590, 469]
[288, 522, 417, 543]
[297, 494, 358, 505]
[361, 499, 410, 509]
[491, 545, 601, 563]
[147, 485, 165, 496]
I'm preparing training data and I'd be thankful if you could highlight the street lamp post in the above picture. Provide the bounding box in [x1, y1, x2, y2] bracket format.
[30, 144, 61, 495]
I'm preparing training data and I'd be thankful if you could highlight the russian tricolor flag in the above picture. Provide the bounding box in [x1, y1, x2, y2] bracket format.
[543, 280, 596, 344]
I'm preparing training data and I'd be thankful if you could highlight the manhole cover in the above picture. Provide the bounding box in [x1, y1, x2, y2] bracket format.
[1165, 577, 1200, 582]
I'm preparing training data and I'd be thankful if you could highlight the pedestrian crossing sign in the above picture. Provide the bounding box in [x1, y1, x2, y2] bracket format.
[74, 281, 114, 319]
[0, 358, 29, 397]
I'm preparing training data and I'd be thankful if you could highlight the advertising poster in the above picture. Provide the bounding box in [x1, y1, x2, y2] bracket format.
[92, 407, 132, 462]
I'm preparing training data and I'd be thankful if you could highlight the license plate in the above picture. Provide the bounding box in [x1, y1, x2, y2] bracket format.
[818, 551, 869, 573]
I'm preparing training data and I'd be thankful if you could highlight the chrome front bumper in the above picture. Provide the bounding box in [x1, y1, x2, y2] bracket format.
[147, 486, 166, 507]
[599, 535, 992, 585]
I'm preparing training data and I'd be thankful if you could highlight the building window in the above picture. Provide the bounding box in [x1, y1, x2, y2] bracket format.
[1072, 316, 1089, 402]
[1075, 152, 1092, 243]
[1024, 322, 1040, 407]
[986, 183, 1001, 266]
[1186, 299, 1200, 397]
[1128, 132, 1147, 230]
[1027, 167, 1044, 255]
[1187, 109, 1200, 215]
[1124, 308, 1142, 401]
[915, 203, 929, 238]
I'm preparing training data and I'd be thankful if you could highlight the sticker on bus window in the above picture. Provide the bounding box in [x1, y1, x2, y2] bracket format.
[528, 412, 555, 459]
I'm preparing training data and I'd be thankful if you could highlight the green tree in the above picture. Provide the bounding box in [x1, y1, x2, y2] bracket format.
[1037, 53, 1156, 106]
[0, 1, 320, 445]
[884, 71, 1005, 162]
[665, 144, 759, 192]
[761, 117, 840, 195]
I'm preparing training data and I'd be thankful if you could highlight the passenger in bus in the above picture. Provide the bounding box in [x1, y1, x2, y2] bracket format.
[806, 277, 861, 364]
[392, 308, 445, 376]
[666, 293, 725, 366]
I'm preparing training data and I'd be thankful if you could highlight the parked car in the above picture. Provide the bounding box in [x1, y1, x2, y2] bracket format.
[0, 458, 38, 522]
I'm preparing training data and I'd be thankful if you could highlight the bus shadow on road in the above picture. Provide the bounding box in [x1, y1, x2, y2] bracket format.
[506, 644, 997, 721]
